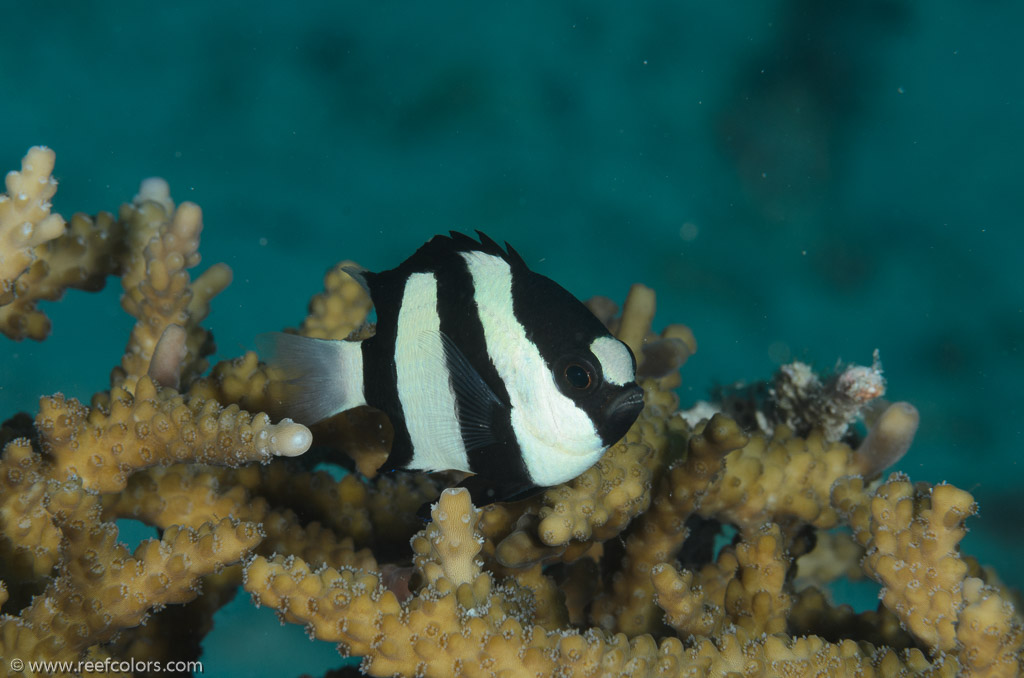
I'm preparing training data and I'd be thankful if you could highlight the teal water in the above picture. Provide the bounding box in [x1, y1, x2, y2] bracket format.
[2, 2, 1022, 675]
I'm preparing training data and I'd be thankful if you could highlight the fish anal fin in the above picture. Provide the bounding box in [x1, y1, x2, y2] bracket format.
[310, 405, 393, 478]
[455, 473, 539, 507]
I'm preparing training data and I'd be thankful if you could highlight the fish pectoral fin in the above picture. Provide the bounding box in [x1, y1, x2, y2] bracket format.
[255, 332, 366, 425]
[435, 331, 503, 452]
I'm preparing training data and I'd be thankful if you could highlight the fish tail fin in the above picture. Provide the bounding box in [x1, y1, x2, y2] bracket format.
[256, 332, 367, 425]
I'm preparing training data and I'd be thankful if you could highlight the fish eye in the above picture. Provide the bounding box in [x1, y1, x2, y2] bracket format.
[563, 362, 593, 390]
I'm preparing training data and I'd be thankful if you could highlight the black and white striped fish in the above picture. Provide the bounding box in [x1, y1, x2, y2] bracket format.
[261, 232, 644, 505]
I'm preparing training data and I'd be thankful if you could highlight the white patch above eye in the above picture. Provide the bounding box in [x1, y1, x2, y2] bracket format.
[590, 335, 634, 386]
[460, 251, 605, 486]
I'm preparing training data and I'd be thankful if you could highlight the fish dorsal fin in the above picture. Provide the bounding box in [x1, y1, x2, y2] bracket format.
[472, 230, 504, 254]
[432, 331, 503, 452]
[502, 240, 527, 268]
[340, 264, 372, 296]
[402, 232, 515, 268]
[470, 230, 526, 269]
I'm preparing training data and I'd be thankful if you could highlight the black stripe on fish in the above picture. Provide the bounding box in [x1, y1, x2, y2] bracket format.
[457, 240, 641, 489]
[509, 255, 631, 444]
[478, 233, 643, 449]
[432, 252, 536, 501]
[358, 267, 415, 473]
[433, 258, 504, 451]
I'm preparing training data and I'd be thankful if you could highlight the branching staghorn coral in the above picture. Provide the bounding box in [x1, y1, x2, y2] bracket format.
[1, 146, 1021, 677]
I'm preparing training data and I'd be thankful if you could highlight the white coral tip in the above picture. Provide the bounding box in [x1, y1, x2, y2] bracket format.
[271, 420, 313, 457]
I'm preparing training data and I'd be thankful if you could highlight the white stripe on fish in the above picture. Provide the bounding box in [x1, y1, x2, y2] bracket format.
[460, 249, 605, 487]
[394, 272, 469, 473]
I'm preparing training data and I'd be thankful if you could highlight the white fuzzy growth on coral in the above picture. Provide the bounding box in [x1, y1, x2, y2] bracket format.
[676, 400, 721, 428]
[770, 350, 887, 442]
[134, 177, 174, 212]
[834, 349, 886, 403]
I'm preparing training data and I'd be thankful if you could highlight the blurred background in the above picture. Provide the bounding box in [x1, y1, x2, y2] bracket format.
[1, 1, 1021, 674]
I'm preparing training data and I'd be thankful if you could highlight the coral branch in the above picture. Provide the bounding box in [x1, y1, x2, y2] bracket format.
[0, 147, 65, 305]
[833, 474, 1024, 674]
[40, 377, 311, 493]
[0, 210, 125, 340]
[412, 488, 484, 587]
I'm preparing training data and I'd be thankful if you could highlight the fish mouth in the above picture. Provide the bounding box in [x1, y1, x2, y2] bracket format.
[601, 384, 645, 445]
[615, 385, 645, 411]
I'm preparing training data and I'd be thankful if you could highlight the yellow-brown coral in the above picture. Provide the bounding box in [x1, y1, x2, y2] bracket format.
[0, 147, 65, 304]
[1, 146, 1022, 678]
[834, 474, 1024, 676]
